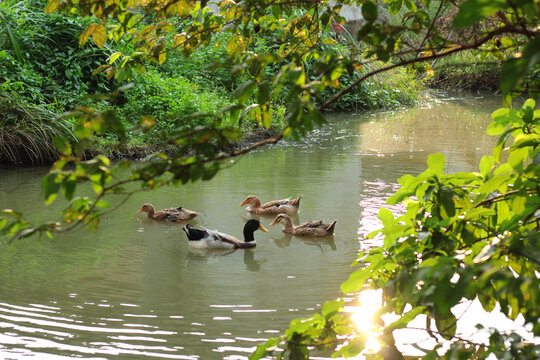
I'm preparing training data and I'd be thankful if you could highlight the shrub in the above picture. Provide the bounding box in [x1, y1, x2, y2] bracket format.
[118, 70, 228, 141]
[0, 0, 115, 110]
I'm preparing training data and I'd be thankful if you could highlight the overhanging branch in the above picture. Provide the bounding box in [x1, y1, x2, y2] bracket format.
[319, 25, 539, 111]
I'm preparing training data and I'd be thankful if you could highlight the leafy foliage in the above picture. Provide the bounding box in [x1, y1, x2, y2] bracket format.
[251, 98, 540, 359]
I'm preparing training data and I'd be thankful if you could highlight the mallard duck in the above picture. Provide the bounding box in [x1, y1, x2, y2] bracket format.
[240, 195, 301, 215]
[136, 203, 199, 222]
[182, 219, 268, 249]
[269, 214, 337, 237]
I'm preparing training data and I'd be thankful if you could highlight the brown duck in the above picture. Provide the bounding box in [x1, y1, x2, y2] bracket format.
[137, 203, 199, 222]
[240, 195, 301, 216]
[270, 214, 337, 237]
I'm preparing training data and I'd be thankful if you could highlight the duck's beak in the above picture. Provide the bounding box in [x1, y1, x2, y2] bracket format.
[136, 209, 144, 214]
[269, 219, 279, 226]
[258, 224, 269, 232]
[240, 199, 249, 207]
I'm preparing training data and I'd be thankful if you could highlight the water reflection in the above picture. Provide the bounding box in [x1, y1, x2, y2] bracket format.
[243, 249, 268, 271]
[270, 233, 337, 252]
[270, 233, 293, 248]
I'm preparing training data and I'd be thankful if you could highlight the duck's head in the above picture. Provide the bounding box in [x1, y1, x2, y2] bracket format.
[137, 203, 154, 214]
[244, 219, 268, 235]
[240, 195, 260, 207]
[269, 214, 290, 226]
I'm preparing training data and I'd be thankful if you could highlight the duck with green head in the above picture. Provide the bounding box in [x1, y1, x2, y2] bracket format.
[182, 219, 268, 249]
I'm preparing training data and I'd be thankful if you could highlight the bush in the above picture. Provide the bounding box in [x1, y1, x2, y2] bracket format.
[153, 32, 239, 93]
[118, 70, 228, 141]
[0, 0, 115, 110]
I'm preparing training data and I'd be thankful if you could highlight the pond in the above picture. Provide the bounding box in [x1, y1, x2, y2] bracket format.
[0, 92, 507, 359]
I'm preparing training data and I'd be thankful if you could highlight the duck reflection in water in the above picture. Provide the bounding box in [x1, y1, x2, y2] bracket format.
[184, 247, 267, 271]
[269, 232, 337, 251]
[243, 249, 268, 271]
[270, 235, 337, 251]
[271, 233, 293, 248]
[297, 236, 337, 251]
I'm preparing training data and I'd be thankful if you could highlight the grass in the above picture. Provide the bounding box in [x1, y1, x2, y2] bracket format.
[0, 92, 75, 164]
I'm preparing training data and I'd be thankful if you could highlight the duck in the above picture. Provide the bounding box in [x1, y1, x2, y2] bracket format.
[269, 214, 337, 237]
[136, 203, 199, 222]
[240, 195, 301, 216]
[182, 219, 268, 249]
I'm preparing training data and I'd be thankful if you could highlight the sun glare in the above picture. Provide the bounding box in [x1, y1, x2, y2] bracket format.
[345, 290, 382, 354]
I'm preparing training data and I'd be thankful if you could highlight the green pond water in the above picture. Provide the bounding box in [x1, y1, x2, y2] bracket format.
[0, 93, 509, 359]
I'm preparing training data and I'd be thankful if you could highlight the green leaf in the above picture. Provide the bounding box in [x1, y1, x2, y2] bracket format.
[62, 177, 77, 201]
[42, 173, 61, 205]
[478, 290, 496, 312]
[331, 336, 365, 358]
[404, 0, 417, 11]
[362, 1, 378, 22]
[479, 174, 510, 193]
[190, 163, 204, 182]
[322, 299, 344, 319]
[250, 337, 280, 360]
[511, 195, 527, 214]
[427, 153, 445, 176]
[387, 0, 404, 15]
[378, 207, 394, 227]
[329, 66, 343, 81]
[386, 306, 425, 331]
[90, 173, 103, 194]
[522, 98, 536, 110]
[271, 5, 282, 18]
[452, 0, 507, 28]
[440, 188, 455, 218]
[341, 269, 372, 294]
[256, 81, 271, 105]
[232, 80, 257, 103]
[512, 133, 540, 150]
[109, 52, 122, 64]
[479, 156, 494, 177]
[435, 313, 457, 340]
[508, 147, 528, 171]
[53, 136, 72, 155]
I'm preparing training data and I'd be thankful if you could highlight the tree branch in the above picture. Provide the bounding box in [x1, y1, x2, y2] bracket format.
[319, 25, 539, 111]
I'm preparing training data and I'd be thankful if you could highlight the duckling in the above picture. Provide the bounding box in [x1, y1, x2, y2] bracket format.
[270, 214, 337, 237]
[137, 203, 198, 222]
[240, 195, 301, 216]
[182, 219, 268, 249]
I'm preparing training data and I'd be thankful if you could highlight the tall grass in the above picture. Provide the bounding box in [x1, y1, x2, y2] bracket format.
[0, 92, 75, 164]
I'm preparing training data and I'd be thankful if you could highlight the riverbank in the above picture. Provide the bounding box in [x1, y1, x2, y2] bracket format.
[83, 127, 281, 162]
[427, 60, 502, 92]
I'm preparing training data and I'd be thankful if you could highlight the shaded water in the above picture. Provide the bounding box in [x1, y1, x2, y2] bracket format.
[0, 93, 504, 359]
